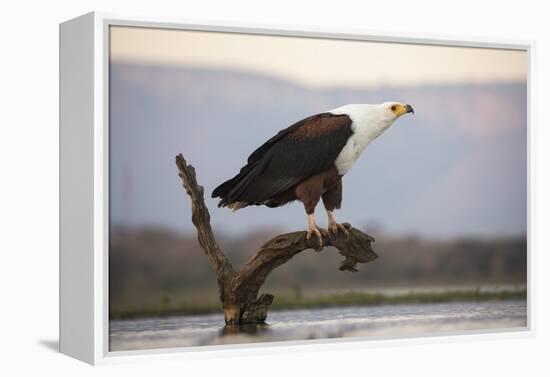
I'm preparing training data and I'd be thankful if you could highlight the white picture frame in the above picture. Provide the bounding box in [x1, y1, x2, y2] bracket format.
[59, 11, 535, 365]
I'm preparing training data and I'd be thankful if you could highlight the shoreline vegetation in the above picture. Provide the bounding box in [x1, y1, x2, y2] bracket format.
[110, 287, 527, 320]
[110, 229, 527, 321]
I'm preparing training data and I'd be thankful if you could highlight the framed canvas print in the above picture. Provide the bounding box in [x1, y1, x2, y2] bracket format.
[59, 12, 533, 365]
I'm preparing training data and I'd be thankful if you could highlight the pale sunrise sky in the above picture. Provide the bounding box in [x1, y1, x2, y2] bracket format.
[110, 26, 527, 88]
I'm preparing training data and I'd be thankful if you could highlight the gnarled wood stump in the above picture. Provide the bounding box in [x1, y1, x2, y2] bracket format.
[175, 154, 378, 325]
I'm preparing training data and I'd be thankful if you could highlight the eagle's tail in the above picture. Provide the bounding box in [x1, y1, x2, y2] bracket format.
[211, 163, 260, 209]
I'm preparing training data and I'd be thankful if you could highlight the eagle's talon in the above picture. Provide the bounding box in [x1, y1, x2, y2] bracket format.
[306, 228, 324, 251]
[329, 222, 350, 237]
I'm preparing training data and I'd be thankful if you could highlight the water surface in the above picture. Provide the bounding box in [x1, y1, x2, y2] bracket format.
[110, 300, 526, 351]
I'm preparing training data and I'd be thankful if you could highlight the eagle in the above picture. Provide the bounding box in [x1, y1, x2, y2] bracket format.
[212, 102, 414, 248]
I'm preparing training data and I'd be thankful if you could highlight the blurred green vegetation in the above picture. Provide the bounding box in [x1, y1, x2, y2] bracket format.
[110, 288, 527, 319]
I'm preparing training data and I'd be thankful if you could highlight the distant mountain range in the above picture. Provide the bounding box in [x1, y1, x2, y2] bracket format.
[109, 63, 527, 238]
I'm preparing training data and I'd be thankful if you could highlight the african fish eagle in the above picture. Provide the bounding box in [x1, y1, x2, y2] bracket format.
[212, 102, 414, 247]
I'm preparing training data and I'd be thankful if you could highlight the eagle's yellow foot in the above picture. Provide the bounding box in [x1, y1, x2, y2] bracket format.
[306, 227, 325, 251]
[328, 222, 351, 236]
[306, 214, 325, 251]
[327, 211, 351, 237]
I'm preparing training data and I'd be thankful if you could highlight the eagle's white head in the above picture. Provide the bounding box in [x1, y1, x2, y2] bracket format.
[377, 101, 415, 122]
[329, 101, 414, 174]
[329, 101, 414, 136]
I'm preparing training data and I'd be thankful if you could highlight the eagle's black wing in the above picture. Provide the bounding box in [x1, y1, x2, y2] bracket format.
[212, 112, 353, 208]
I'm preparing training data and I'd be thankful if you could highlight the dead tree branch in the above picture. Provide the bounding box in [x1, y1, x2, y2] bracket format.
[175, 153, 378, 325]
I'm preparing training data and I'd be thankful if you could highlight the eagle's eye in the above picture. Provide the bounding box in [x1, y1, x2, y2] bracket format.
[391, 105, 397, 111]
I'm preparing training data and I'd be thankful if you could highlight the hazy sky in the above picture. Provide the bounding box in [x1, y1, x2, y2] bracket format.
[110, 26, 527, 88]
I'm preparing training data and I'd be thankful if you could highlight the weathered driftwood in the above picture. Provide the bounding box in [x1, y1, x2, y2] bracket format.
[175, 154, 378, 325]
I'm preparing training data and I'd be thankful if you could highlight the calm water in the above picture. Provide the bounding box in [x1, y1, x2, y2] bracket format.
[110, 300, 527, 351]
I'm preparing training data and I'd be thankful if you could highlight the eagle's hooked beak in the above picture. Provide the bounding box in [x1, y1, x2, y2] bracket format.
[404, 104, 414, 114]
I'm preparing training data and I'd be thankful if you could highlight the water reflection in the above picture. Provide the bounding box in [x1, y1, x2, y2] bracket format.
[221, 323, 272, 337]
